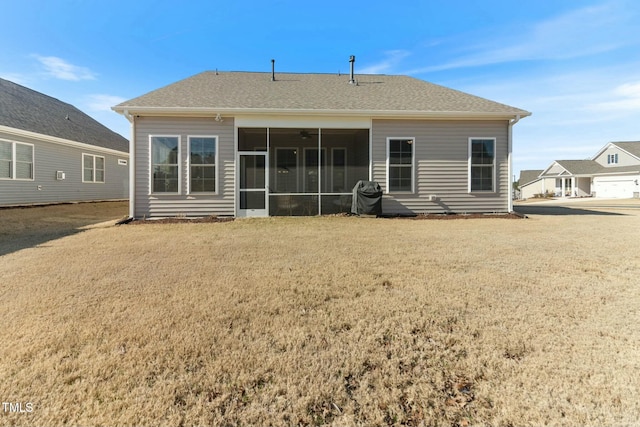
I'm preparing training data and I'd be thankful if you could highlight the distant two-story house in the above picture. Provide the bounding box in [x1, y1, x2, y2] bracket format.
[1, 78, 129, 206]
[539, 141, 640, 198]
[113, 64, 530, 218]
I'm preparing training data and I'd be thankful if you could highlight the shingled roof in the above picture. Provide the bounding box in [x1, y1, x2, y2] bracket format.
[518, 169, 544, 186]
[114, 71, 530, 118]
[544, 160, 640, 176]
[1, 78, 128, 153]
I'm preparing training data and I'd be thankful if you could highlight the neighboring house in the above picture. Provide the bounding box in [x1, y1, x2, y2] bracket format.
[0, 78, 129, 206]
[539, 141, 640, 198]
[517, 169, 556, 199]
[112, 66, 530, 218]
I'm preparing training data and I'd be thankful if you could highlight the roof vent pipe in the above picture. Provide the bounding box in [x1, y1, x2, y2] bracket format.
[271, 59, 276, 81]
[349, 55, 356, 84]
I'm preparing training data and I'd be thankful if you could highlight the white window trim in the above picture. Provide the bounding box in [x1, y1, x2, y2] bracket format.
[468, 137, 497, 193]
[187, 135, 218, 195]
[0, 140, 35, 181]
[149, 135, 181, 195]
[82, 153, 105, 183]
[385, 137, 415, 194]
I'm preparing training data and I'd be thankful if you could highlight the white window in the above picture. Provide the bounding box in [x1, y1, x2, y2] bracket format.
[469, 138, 496, 192]
[0, 140, 34, 180]
[188, 136, 217, 193]
[151, 136, 180, 193]
[607, 153, 619, 164]
[83, 154, 105, 183]
[386, 138, 415, 193]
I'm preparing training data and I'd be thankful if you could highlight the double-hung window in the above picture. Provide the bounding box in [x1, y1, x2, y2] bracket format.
[387, 138, 414, 193]
[151, 136, 180, 193]
[188, 136, 217, 193]
[0, 140, 34, 180]
[469, 138, 496, 192]
[83, 154, 105, 183]
[607, 153, 618, 164]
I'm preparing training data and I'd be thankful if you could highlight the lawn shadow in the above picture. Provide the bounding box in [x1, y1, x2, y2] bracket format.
[514, 205, 626, 216]
[0, 202, 127, 257]
[0, 227, 88, 257]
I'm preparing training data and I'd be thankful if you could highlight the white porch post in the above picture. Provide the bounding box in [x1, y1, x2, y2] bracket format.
[561, 178, 566, 198]
[571, 177, 576, 197]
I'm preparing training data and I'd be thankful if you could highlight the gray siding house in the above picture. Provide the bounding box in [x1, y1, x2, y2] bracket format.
[1, 78, 129, 206]
[113, 67, 529, 218]
[539, 141, 640, 198]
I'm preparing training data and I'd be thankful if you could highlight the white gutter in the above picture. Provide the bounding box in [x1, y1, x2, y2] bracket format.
[123, 110, 135, 218]
[508, 114, 521, 212]
[112, 106, 531, 121]
[0, 125, 129, 157]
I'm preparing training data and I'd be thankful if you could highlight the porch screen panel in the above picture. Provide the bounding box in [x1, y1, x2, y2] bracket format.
[304, 148, 326, 193]
[239, 154, 266, 210]
[238, 128, 267, 151]
[320, 129, 369, 193]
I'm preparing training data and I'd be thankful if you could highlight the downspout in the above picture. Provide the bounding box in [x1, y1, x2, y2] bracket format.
[123, 110, 136, 218]
[508, 114, 521, 212]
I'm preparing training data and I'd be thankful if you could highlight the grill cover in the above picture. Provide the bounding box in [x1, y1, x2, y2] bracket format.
[351, 180, 382, 215]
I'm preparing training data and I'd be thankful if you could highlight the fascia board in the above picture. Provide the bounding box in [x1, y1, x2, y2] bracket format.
[592, 169, 640, 176]
[112, 106, 530, 121]
[0, 125, 129, 157]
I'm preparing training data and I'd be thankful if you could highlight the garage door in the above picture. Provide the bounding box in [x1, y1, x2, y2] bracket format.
[593, 177, 637, 198]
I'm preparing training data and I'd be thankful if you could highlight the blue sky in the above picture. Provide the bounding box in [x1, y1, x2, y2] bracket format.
[2, 0, 639, 178]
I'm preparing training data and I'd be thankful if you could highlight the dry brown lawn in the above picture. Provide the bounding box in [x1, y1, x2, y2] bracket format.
[1, 202, 639, 426]
[0, 201, 128, 256]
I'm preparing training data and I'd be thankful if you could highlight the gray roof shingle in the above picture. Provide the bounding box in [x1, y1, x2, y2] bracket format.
[1, 78, 128, 152]
[611, 141, 640, 159]
[114, 71, 530, 117]
[518, 169, 544, 186]
[548, 159, 640, 176]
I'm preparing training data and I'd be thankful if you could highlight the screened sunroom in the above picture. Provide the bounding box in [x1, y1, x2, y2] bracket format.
[237, 128, 369, 216]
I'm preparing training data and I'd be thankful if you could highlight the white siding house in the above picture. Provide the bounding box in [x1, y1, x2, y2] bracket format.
[539, 141, 640, 199]
[517, 170, 558, 199]
[113, 66, 530, 218]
